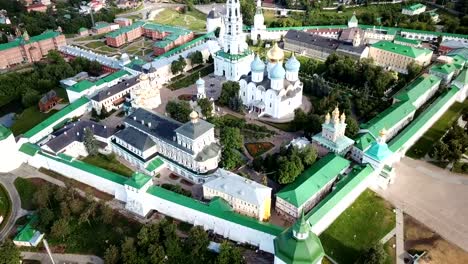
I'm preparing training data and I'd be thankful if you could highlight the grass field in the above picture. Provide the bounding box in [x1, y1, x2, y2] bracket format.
[0, 183, 11, 230]
[320, 189, 396, 264]
[406, 100, 468, 159]
[81, 154, 134, 177]
[14, 178, 38, 210]
[153, 8, 206, 31]
[11, 106, 58, 136]
[85, 41, 106, 49]
[384, 236, 396, 264]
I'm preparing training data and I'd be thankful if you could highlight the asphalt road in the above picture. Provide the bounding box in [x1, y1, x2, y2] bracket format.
[0, 173, 25, 241]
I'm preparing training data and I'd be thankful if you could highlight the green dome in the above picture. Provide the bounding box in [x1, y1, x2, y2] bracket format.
[274, 213, 325, 264]
[0, 125, 12, 141]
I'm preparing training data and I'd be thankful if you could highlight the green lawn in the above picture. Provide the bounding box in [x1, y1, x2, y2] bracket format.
[152, 8, 207, 31]
[14, 178, 38, 210]
[319, 189, 396, 264]
[85, 41, 106, 49]
[384, 236, 396, 264]
[407, 100, 468, 159]
[261, 120, 298, 132]
[11, 106, 58, 136]
[0, 183, 11, 230]
[168, 64, 214, 90]
[81, 154, 134, 177]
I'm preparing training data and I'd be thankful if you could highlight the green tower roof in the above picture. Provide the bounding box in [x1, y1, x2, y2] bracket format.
[0, 125, 12, 140]
[274, 212, 325, 264]
[349, 14, 358, 23]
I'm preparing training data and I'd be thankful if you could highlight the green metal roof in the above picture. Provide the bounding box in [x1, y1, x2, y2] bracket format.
[306, 165, 374, 226]
[454, 69, 468, 85]
[276, 154, 351, 207]
[19, 143, 40, 156]
[125, 172, 152, 189]
[274, 213, 325, 264]
[0, 30, 61, 51]
[92, 21, 110, 30]
[450, 55, 465, 69]
[448, 48, 468, 60]
[215, 49, 253, 61]
[429, 63, 457, 75]
[371, 40, 432, 59]
[360, 100, 416, 138]
[38, 151, 128, 184]
[23, 97, 90, 138]
[403, 3, 426, 11]
[393, 74, 441, 102]
[106, 21, 146, 38]
[14, 216, 40, 242]
[66, 80, 95, 93]
[101, 70, 130, 83]
[159, 32, 214, 58]
[78, 27, 88, 32]
[0, 125, 12, 140]
[146, 186, 283, 235]
[145, 157, 164, 172]
[349, 14, 358, 23]
[394, 36, 421, 45]
[389, 86, 460, 152]
[365, 141, 392, 161]
[353, 132, 375, 151]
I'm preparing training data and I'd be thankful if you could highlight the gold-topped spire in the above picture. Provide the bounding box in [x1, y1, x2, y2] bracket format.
[340, 112, 346, 123]
[379, 127, 387, 137]
[190, 111, 199, 123]
[325, 112, 330, 124]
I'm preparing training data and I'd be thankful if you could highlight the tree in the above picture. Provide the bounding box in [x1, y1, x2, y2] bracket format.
[0, 240, 21, 264]
[299, 145, 317, 167]
[21, 88, 40, 107]
[277, 155, 303, 184]
[186, 226, 210, 262]
[166, 101, 192, 123]
[104, 245, 120, 264]
[79, 201, 98, 226]
[37, 207, 55, 231]
[355, 244, 387, 264]
[83, 127, 99, 156]
[406, 61, 422, 81]
[121, 237, 139, 264]
[221, 149, 242, 170]
[198, 98, 213, 118]
[100, 203, 114, 224]
[217, 241, 244, 264]
[220, 127, 243, 150]
[33, 184, 51, 208]
[292, 108, 308, 130]
[171, 56, 187, 75]
[0, 33, 8, 44]
[88, 61, 102, 76]
[219, 81, 240, 106]
[148, 244, 166, 263]
[188, 51, 204, 66]
[240, 0, 256, 25]
[345, 117, 359, 138]
[51, 218, 71, 241]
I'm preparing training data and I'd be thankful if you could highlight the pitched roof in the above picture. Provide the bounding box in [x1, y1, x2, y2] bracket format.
[91, 76, 139, 102]
[0, 30, 61, 51]
[145, 157, 164, 172]
[114, 126, 156, 151]
[365, 141, 392, 161]
[174, 118, 214, 140]
[393, 74, 441, 102]
[394, 35, 421, 45]
[353, 132, 375, 151]
[429, 63, 457, 75]
[125, 172, 152, 189]
[371, 40, 432, 59]
[276, 154, 351, 207]
[454, 69, 468, 85]
[403, 3, 426, 11]
[0, 125, 12, 140]
[66, 80, 95, 93]
[203, 169, 271, 207]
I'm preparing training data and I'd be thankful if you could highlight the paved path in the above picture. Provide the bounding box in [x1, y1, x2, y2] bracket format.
[0, 173, 29, 241]
[380, 227, 396, 244]
[22, 251, 103, 264]
[395, 208, 405, 264]
[374, 157, 468, 252]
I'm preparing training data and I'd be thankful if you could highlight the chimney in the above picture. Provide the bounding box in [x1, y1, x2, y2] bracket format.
[148, 122, 151, 128]
[141, 120, 144, 125]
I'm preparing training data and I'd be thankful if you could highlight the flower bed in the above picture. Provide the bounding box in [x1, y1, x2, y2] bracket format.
[245, 142, 274, 158]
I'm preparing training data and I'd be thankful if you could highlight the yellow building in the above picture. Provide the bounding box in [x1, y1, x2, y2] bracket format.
[369, 40, 432, 74]
[203, 170, 272, 221]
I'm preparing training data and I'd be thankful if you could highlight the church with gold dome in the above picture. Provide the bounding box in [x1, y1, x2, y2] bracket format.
[238, 43, 304, 119]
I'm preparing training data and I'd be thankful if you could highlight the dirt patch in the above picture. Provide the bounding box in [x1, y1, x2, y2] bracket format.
[404, 214, 468, 264]
[177, 94, 194, 101]
[27, 177, 49, 186]
[169, 173, 180, 180]
[180, 179, 193, 186]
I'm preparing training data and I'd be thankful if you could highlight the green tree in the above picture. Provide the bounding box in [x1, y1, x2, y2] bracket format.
[345, 117, 359, 138]
[188, 50, 204, 66]
[406, 61, 422, 81]
[166, 101, 192, 123]
[0, 33, 7, 44]
[171, 56, 187, 75]
[217, 241, 244, 264]
[83, 127, 99, 156]
[37, 207, 54, 231]
[33, 184, 51, 208]
[104, 245, 120, 264]
[277, 154, 303, 184]
[121, 237, 139, 264]
[198, 98, 213, 118]
[220, 127, 243, 150]
[221, 149, 242, 170]
[219, 81, 240, 106]
[355, 244, 387, 264]
[186, 226, 210, 262]
[148, 244, 166, 263]
[51, 218, 71, 241]
[0, 240, 21, 264]
[21, 88, 40, 107]
[100, 203, 114, 224]
[240, 0, 256, 25]
[299, 145, 317, 167]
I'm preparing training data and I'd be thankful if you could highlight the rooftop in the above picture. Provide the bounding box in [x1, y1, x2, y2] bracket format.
[393, 74, 441, 102]
[371, 40, 432, 59]
[125, 172, 152, 189]
[0, 30, 61, 51]
[276, 154, 351, 207]
[429, 63, 457, 75]
[394, 35, 421, 45]
[114, 126, 156, 152]
[0, 125, 12, 140]
[91, 76, 139, 102]
[404, 3, 426, 11]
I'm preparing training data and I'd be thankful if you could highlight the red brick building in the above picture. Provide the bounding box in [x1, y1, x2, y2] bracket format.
[38, 90, 61, 112]
[26, 3, 48, 12]
[0, 30, 66, 69]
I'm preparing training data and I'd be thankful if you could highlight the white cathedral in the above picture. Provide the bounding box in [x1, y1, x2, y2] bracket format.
[239, 44, 303, 119]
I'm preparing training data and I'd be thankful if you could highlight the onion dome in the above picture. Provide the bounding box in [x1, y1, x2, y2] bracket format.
[379, 127, 387, 137]
[270, 63, 285, 80]
[340, 112, 346, 123]
[285, 53, 300, 72]
[207, 7, 220, 19]
[267, 42, 285, 63]
[196, 76, 205, 86]
[251, 54, 265, 72]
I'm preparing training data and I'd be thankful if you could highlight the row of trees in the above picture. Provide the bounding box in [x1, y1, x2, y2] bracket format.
[429, 124, 468, 163]
[253, 145, 318, 184]
[0, 51, 100, 109]
[218, 81, 243, 112]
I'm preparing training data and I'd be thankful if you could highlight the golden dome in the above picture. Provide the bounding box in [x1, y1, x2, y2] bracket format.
[139, 73, 149, 81]
[379, 127, 387, 137]
[190, 110, 199, 120]
[340, 112, 346, 122]
[332, 106, 340, 118]
[267, 42, 284, 62]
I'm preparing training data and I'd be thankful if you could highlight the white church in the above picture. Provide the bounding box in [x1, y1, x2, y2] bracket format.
[239, 44, 304, 119]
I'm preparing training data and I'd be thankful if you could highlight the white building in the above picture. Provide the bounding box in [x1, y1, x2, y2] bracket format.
[203, 169, 272, 221]
[311, 107, 354, 156]
[0, 125, 22, 172]
[206, 7, 222, 33]
[250, 0, 266, 44]
[214, 0, 254, 81]
[112, 109, 221, 183]
[239, 45, 303, 119]
[402, 3, 426, 16]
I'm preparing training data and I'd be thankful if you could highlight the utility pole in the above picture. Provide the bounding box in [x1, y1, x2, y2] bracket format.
[89, 4, 95, 27]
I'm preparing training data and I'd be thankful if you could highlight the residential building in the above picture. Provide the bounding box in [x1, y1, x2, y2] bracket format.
[438, 40, 468, 55]
[111, 109, 221, 182]
[368, 40, 432, 74]
[393, 74, 441, 108]
[0, 30, 66, 69]
[214, 0, 254, 81]
[114, 17, 132, 27]
[239, 46, 303, 119]
[41, 120, 115, 157]
[284, 30, 340, 60]
[393, 36, 422, 48]
[274, 212, 325, 264]
[429, 63, 457, 84]
[91, 22, 119, 35]
[203, 169, 272, 221]
[312, 107, 354, 156]
[275, 154, 350, 220]
[402, 3, 426, 16]
[38, 90, 61, 112]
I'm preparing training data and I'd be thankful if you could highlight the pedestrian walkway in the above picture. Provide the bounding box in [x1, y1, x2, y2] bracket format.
[21, 252, 103, 264]
[380, 227, 396, 244]
[395, 208, 405, 264]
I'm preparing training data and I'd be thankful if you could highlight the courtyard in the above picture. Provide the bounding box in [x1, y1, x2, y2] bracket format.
[152, 8, 207, 32]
